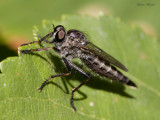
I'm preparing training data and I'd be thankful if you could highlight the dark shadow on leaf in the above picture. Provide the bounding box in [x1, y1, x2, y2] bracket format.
[77, 74, 134, 98]
[45, 81, 68, 94]
[61, 78, 70, 94]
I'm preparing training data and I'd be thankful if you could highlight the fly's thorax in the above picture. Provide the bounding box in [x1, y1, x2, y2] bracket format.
[54, 37, 79, 59]
[55, 29, 88, 59]
[67, 29, 88, 46]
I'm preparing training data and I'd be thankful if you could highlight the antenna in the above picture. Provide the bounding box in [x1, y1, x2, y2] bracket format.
[52, 24, 55, 29]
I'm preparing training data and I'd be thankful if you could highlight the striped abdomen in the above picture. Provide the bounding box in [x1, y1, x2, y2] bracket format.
[80, 54, 136, 87]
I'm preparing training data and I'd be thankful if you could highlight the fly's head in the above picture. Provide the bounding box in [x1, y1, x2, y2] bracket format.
[52, 25, 66, 47]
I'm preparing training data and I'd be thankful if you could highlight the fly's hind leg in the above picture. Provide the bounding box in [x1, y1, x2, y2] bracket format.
[67, 60, 90, 112]
[71, 79, 89, 112]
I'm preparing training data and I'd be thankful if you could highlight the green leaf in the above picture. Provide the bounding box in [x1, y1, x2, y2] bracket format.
[0, 15, 160, 120]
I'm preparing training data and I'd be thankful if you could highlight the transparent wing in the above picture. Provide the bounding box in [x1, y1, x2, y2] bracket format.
[82, 42, 128, 71]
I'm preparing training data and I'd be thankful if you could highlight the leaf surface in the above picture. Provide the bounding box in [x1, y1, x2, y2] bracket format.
[0, 15, 160, 120]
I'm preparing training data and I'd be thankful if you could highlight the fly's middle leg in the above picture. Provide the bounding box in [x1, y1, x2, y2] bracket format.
[38, 73, 71, 92]
[38, 57, 72, 92]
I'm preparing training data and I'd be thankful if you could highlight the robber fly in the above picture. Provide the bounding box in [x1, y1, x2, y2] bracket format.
[19, 25, 137, 112]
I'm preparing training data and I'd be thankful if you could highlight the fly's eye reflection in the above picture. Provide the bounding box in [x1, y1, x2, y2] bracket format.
[19, 25, 137, 112]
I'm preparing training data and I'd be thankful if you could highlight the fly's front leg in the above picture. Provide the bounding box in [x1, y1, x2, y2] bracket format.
[19, 45, 60, 54]
[38, 57, 72, 92]
[20, 32, 53, 46]
[68, 60, 90, 112]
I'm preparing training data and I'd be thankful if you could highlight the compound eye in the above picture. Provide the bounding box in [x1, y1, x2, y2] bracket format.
[55, 30, 65, 42]
[58, 30, 65, 40]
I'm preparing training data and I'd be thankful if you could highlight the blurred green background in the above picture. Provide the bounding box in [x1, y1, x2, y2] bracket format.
[0, 0, 159, 61]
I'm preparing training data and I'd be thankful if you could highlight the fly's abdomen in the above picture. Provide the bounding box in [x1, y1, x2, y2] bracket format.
[81, 54, 136, 87]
